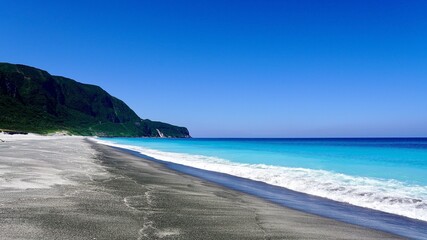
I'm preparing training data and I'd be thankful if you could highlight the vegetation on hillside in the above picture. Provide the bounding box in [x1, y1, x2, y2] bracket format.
[0, 63, 190, 137]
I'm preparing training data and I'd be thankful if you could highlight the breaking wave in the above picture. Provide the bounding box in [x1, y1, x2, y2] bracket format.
[95, 139, 427, 222]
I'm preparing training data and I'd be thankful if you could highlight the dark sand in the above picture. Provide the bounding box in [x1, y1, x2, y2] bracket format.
[0, 137, 403, 239]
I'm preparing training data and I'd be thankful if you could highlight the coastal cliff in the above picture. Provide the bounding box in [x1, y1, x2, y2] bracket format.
[0, 62, 190, 137]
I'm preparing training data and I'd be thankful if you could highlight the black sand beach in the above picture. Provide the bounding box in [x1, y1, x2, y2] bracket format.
[0, 137, 402, 239]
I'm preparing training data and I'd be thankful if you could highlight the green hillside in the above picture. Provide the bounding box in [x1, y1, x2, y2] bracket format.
[0, 63, 190, 137]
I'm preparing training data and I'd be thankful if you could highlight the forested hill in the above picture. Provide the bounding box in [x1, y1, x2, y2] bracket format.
[0, 63, 190, 138]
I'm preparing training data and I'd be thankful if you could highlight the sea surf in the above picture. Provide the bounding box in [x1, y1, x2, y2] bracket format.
[95, 138, 427, 238]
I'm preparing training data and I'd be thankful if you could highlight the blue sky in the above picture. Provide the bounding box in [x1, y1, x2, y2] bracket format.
[1, 0, 426, 137]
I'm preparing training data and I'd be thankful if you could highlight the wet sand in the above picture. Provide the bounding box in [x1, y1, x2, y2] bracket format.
[0, 136, 402, 239]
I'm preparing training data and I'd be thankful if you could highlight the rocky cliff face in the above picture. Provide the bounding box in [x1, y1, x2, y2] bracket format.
[0, 62, 190, 137]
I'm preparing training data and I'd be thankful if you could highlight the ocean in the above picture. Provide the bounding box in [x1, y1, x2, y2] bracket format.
[96, 138, 427, 238]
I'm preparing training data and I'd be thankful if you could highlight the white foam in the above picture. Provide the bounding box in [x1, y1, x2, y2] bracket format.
[94, 138, 427, 222]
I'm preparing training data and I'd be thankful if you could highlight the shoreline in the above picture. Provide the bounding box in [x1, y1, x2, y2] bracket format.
[111, 146, 427, 240]
[0, 136, 405, 239]
[91, 141, 404, 239]
[93, 137, 427, 223]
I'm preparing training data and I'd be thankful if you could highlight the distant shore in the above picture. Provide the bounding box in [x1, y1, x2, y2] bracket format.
[0, 135, 402, 239]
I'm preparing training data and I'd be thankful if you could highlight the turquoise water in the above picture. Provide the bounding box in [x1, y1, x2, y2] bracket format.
[98, 138, 427, 221]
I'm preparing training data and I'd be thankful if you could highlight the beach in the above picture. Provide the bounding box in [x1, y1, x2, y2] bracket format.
[0, 135, 402, 239]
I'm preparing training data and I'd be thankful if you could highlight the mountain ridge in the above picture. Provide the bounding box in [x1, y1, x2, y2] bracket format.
[0, 62, 190, 138]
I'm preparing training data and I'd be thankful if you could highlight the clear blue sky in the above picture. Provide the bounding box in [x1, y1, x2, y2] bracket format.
[1, 1, 426, 137]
